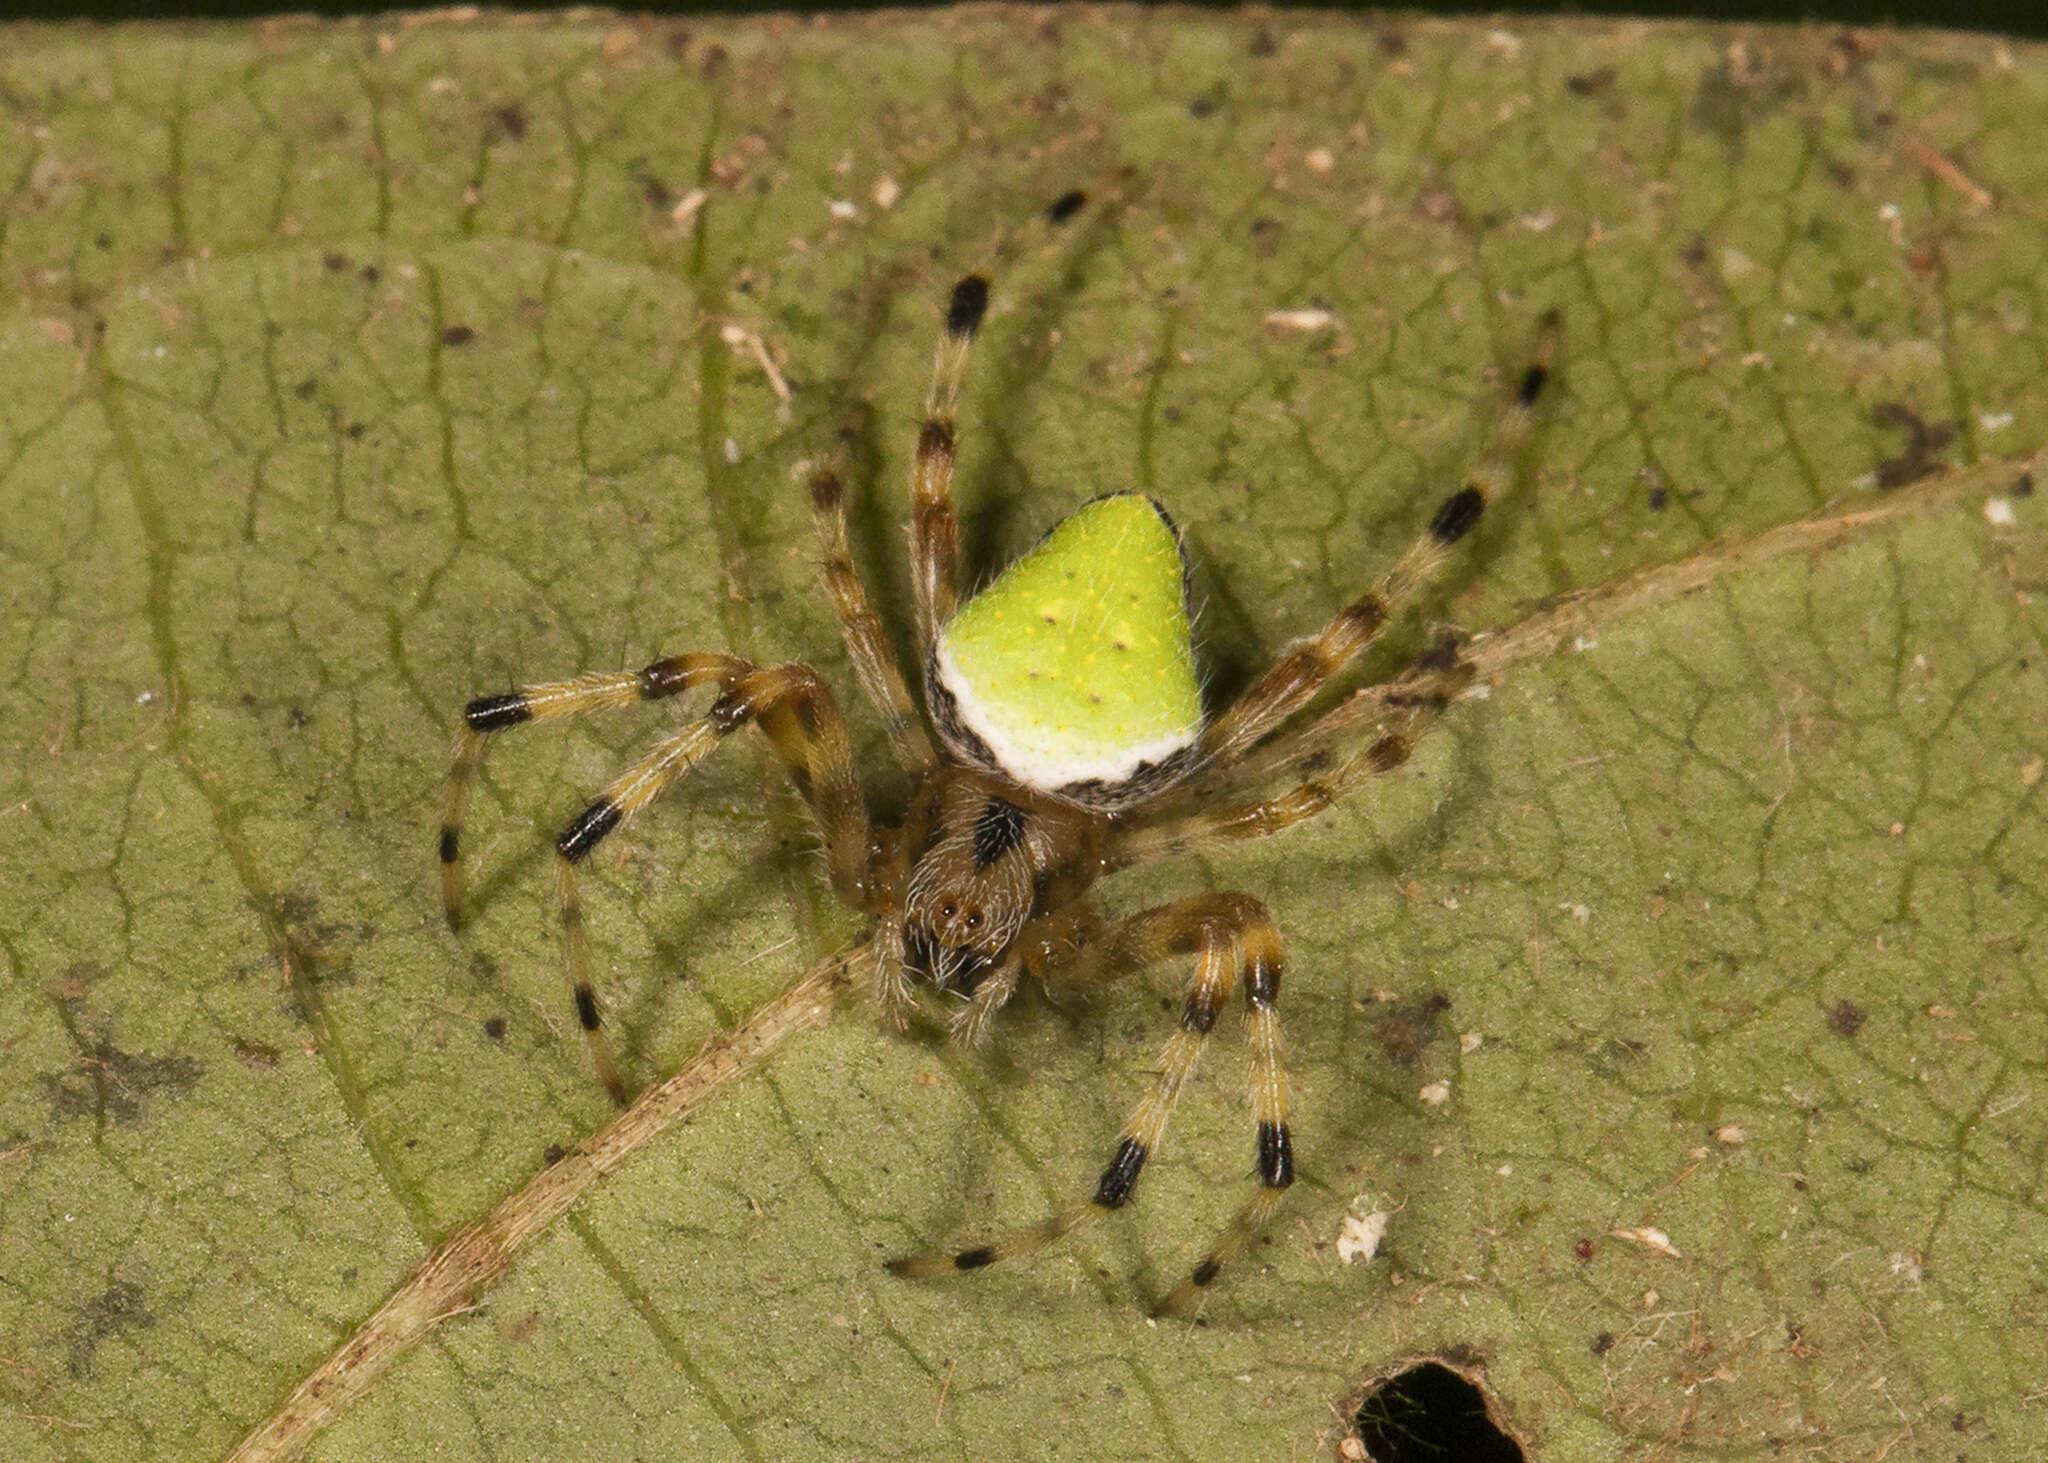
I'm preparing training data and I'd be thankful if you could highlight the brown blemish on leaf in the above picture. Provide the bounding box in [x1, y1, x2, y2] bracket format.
[1829, 999, 1868, 1037]
[1566, 65, 1617, 96]
[44, 1034, 203, 1124]
[233, 1036, 281, 1069]
[67, 1280, 157, 1378]
[1872, 402, 1959, 489]
[487, 102, 527, 143]
[1377, 991, 1451, 1069]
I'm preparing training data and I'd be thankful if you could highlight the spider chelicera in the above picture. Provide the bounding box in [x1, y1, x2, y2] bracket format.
[438, 248, 1557, 1314]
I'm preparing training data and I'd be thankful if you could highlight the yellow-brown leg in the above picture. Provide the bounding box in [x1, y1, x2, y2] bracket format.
[1114, 644, 1477, 868]
[807, 416, 936, 774]
[1200, 311, 1560, 766]
[439, 652, 751, 930]
[888, 894, 1293, 1312]
[907, 276, 988, 654]
[479, 661, 871, 1103]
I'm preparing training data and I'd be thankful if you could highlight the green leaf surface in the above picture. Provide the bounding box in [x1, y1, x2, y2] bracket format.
[2, 9, 2044, 1460]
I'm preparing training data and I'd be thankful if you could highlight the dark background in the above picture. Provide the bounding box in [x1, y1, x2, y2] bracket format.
[4, 0, 2045, 40]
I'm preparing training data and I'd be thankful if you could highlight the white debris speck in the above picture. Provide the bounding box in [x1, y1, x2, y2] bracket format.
[1336, 1204, 1392, 1265]
[1889, 1249, 1925, 1283]
[1497, 1162, 1513, 1177]
[1519, 209, 1558, 233]
[827, 198, 858, 220]
[1560, 902, 1590, 923]
[1714, 1124, 1747, 1145]
[1485, 28, 1522, 57]
[1572, 635, 1599, 653]
[136, 689, 157, 706]
[1879, 202, 1902, 221]
[1459, 1032, 1483, 1054]
[1304, 147, 1336, 175]
[1418, 1080, 1451, 1107]
[671, 188, 708, 229]
[1979, 410, 2014, 431]
[1265, 307, 1337, 332]
[1611, 1225, 1682, 1258]
[871, 175, 901, 210]
[722, 437, 742, 465]
[1984, 497, 2016, 526]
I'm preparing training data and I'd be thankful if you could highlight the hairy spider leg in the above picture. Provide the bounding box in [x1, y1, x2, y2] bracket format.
[888, 894, 1292, 1311]
[908, 276, 988, 653]
[1112, 643, 1480, 866]
[808, 414, 937, 774]
[455, 658, 871, 1103]
[440, 653, 751, 930]
[1199, 310, 1562, 767]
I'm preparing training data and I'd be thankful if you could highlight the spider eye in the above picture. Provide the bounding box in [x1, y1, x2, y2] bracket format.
[965, 912, 982, 929]
[941, 902, 957, 919]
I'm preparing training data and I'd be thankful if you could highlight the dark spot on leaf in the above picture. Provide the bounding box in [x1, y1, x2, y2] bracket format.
[639, 173, 675, 211]
[360, 264, 380, 285]
[44, 1035, 203, 1124]
[544, 1143, 567, 1165]
[1377, 992, 1451, 1069]
[483, 1016, 507, 1042]
[287, 706, 311, 729]
[1566, 66, 1617, 96]
[1247, 27, 1276, 57]
[68, 1281, 156, 1378]
[1871, 402, 1958, 489]
[2013, 471, 2034, 498]
[321, 250, 349, 272]
[232, 1036, 280, 1069]
[1591, 1331, 1615, 1356]
[1829, 999, 1867, 1037]
[1647, 485, 1669, 512]
[441, 325, 476, 348]
[1574, 1238, 1596, 1262]
[489, 103, 528, 143]
[293, 378, 317, 400]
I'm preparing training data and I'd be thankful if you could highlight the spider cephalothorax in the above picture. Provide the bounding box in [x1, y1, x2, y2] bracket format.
[440, 240, 1556, 1312]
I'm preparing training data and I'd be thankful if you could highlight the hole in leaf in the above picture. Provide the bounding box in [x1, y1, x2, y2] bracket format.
[1350, 1360, 1525, 1463]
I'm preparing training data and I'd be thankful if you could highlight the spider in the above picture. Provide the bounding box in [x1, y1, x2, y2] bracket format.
[438, 253, 1557, 1314]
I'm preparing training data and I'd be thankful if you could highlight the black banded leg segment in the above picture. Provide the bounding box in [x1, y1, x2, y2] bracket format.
[887, 894, 1294, 1308]
[478, 659, 870, 1105]
[908, 276, 988, 654]
[1156, 914, 1291, 1316]
[438, 652, 748, 930]
[808, 418, 937, 774]
[1199, 310, 1561, 767]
